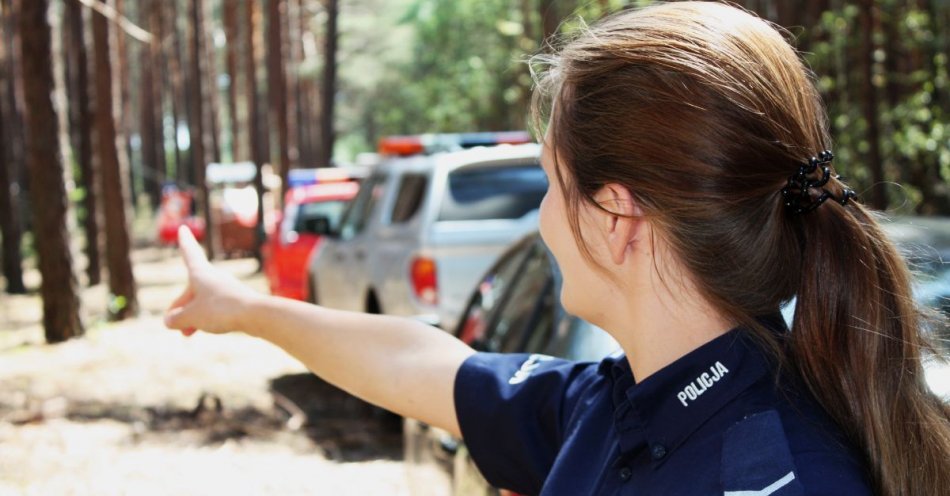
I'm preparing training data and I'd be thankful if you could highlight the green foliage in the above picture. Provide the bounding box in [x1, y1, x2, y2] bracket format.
[335, 0, 950, 213]
[801, 2, 950, 213]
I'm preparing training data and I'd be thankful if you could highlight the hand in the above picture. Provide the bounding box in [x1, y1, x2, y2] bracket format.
[164, 226, 261, 336]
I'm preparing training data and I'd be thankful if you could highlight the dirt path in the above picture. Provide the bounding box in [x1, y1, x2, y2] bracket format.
[0, 249, 409, 495]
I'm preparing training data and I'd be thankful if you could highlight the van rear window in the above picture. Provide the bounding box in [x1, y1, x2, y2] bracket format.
[438, 164, 547, 221]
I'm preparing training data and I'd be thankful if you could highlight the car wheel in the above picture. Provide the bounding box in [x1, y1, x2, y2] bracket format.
[307, 277, 318, 305]
[366, 291, 382, 314]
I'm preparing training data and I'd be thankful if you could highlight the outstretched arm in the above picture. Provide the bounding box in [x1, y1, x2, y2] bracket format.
[164, 226, 474, 437]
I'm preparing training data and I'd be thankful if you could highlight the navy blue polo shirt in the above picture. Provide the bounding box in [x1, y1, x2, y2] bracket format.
[454, 322, 872, 495]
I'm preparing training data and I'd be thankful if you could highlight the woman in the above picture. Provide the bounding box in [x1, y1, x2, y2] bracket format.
[165, 3, 950, 495]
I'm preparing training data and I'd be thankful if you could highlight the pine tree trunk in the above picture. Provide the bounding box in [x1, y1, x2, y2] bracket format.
[0, 0, 25, 294]
[857, 0, 887, 209]
[92, 0, 139, 320]
[141, 0, 164, 209]
[0, 106, 25, 294]
[246, 0, 266, 262]
[1, 0, 28, 295]
[114, 0, 137, 210]
[168, 0, 189, 183]
[295, 0, 315, 167]
[18, 0, 84, 341]
[202, 0, 221, 166]
[63, 0, 102, 286]
[140, 34, 160, 208]
[153, 0, 173, 183]
[320, 0, 338, 167]
[223, 0, 242, 161]
[282, 0, 299, 169]
[540, 0, 559, 44]
[188, 0, 214, 258]
[268, 0, 290, 201]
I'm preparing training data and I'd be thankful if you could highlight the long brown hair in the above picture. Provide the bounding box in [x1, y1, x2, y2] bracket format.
[531, 2, 950, 495]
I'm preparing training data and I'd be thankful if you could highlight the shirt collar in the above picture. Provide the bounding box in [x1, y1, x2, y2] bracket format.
[599, 313, 788, 465]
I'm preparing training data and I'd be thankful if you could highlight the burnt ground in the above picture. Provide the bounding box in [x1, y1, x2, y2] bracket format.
[0, 247, 409, 495]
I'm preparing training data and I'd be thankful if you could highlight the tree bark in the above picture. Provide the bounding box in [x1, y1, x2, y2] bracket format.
[0, 100, 25, 294]
[114, 0, 137, 209]
[268, 0, 291, 201]
[188, 0, 214, 257]
[246, 0, 266, 262]
[540, 0, 559, 44]
[168, 0, 189, 183]
[141, 0, 165, 209]
[92, 0, 139, 320]
[223, 0, 242, 161]
[295, 0, 315, 167]
[0, 0, 25, 294]
[202, 0, 221, 166]
[18, 0, 85, 341]
[139, 23, 160, 209]
[283, 0, 299, 169]
[1, 0, 28, 295]
[63, 0, 102, 286]
[857, 0, 887, 210]
[320, 0, 338, 167]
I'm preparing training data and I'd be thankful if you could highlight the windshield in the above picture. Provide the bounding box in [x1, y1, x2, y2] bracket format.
[283, 199, 349, 236]
[438, 164, 547, 221]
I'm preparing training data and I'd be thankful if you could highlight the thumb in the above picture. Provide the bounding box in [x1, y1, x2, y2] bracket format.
[164, 304, 197, 332]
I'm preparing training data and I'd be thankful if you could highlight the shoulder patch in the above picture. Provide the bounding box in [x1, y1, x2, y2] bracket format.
[721, 410, 803, 496]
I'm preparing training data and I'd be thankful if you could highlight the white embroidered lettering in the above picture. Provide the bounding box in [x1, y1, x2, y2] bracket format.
[716, 362, 730, 376]
[508, 354, 554, 385]
[676, 361, 730, 407]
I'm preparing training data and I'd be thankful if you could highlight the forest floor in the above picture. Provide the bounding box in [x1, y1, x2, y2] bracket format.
[0, 246, 409, 496]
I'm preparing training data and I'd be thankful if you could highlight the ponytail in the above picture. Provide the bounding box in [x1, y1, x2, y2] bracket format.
[789, 203, 950, 496]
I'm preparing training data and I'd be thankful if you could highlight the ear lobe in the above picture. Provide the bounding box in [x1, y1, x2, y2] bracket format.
[593, 184, 642, 265]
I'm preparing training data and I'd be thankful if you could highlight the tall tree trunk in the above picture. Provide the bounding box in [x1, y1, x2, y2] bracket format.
[188, 0, 214, 257]
[63, 0, 102, 286]
[153, 0, 174, 182]
[2, 0, 29, 279]
[857, 0, 886, 209]
[140, 28, 160, 209]
[223, 0, 242, 161]
[143, 0, 166, 208]
[268, 0, 290, 201]
[246, 0, 266, 262]
[283, 0, 299, 170]
[540, 0, 559, 44]
[295, 0, 315, 167]
[92, 0, 139, 320]
[0, 0, 25, 294]
[18, 0, 84, 341]
[114, 0, 137, 210]
[0, 103, 25, 294]
[319, 0, 338, 167]
[202, 0, 221, 165]
[168, 0, 189, 183]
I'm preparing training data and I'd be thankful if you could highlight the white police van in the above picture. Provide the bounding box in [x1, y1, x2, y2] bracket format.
[307, 133, 546, 332]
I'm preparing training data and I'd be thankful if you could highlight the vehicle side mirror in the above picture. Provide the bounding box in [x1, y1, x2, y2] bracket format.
[301, 216, 335, 237]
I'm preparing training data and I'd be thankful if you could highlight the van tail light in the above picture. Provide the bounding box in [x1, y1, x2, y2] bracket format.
[410, 256, 438, 306]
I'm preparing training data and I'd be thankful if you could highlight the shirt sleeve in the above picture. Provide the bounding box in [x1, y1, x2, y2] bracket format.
[453, 352, 599, 495]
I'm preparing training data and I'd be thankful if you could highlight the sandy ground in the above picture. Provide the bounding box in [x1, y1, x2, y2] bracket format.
[0, 247, 409, 496]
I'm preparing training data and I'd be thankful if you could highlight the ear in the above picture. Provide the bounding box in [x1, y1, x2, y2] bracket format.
[591, 183, 643, 265]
